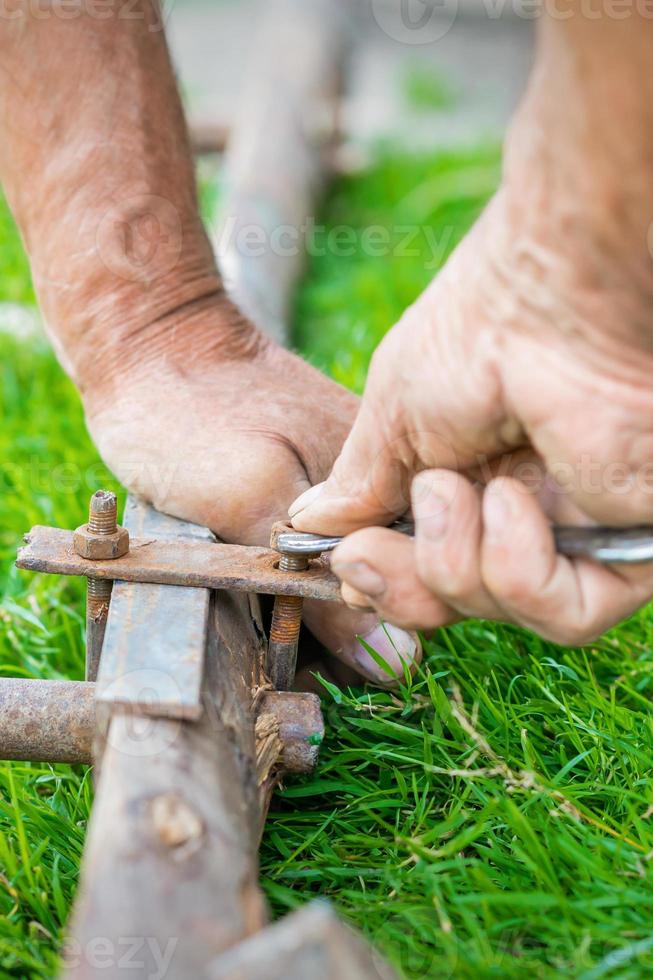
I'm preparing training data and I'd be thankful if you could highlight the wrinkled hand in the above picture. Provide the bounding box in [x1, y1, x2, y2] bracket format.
[289, 192, 653, 645]
[84, 306, 420, 684]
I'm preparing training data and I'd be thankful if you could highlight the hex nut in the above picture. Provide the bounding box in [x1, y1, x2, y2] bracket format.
[73, 524, 130, 560]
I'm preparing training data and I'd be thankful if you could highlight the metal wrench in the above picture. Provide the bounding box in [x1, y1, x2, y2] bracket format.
[274, 521, 653, 564]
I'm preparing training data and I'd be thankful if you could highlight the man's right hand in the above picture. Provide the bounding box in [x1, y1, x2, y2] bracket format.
[289, 16, 653, 646]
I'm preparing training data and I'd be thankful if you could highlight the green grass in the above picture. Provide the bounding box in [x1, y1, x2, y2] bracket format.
[295, 143, 500, 392]
[0, 143, 652, 979]
[0, 332, 120, 977]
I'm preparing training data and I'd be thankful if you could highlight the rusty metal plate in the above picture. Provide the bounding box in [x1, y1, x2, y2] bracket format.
[17, 524, 342, 602]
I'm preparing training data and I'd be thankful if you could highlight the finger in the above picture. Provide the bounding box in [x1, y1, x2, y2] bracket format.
[302, 598, 422, 687]
[411, 469, 501, 619]
[287, 395, 409, 534]
[468, 448, 592, 526]
[481, 477, 653, 643]
[331, 527, 460, 631]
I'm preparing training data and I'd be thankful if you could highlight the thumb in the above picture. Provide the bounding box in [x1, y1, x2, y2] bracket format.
[288, 399, 415, 534]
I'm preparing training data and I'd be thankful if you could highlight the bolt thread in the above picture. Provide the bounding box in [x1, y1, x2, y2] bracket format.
[278, 554, 309, 573]
[88, 578, 112, 600]
[88, 491, 118, 535]
[87, 577, 112, 619]
[269, 594, 304, 645]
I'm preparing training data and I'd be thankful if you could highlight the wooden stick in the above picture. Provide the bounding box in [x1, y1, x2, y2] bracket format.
[64, 504, 271, 979]
[209, 901, 398, 980]
[215, 0, 349, 345]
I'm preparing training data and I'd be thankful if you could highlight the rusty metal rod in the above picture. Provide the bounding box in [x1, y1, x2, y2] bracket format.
[268, 554, 310, 690]
[86, 578, 111, 683]
[0, 678, 322, 773]
[79, 491, 125, 681]
[0, 679, 95, 764]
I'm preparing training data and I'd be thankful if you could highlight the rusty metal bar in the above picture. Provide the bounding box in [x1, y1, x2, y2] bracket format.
[0, 679, 95, 764]
[0, 677, 323, 774]
[17, 525, 341, 602]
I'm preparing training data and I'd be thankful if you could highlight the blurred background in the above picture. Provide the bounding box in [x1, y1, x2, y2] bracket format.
[168, 0, 532, 153]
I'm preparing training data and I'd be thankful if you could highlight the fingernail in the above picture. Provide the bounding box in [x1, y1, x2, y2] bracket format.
[288, 482, 325, 519]
[484, 483, 512, 540]
[353, 624, 420, 684]
[330, 560, 386, 597]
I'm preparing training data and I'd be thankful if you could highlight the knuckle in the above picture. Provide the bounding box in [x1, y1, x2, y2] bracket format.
[555, 620, 598, 647]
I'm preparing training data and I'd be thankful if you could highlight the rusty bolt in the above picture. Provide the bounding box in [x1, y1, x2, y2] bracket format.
[269, 554, 310, 639]
[73, 490, 129, 561]
[77, 491, 127, 682]
[268, 539, 318, 690]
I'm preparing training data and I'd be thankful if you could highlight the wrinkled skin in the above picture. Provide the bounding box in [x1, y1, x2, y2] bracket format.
[291, 16, 653, 644]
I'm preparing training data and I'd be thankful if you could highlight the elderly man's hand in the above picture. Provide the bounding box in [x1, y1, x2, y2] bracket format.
[289, 9, 653, 645]
[289, 182, 653, 645]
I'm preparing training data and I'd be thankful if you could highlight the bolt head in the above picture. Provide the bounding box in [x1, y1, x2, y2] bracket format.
[73, 524, 129, 560]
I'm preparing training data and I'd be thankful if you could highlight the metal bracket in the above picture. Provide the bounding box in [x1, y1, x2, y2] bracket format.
[17, 524, 341, 602]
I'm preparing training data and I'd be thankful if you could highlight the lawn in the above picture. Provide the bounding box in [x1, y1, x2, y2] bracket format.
[0, 142, 652, 980]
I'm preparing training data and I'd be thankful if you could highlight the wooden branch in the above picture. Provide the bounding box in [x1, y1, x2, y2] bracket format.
[64, 503, 273, 979]
[215, 0, 349, 344]
[209, 902, 399, 980]
[189, 121, 229, 156]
